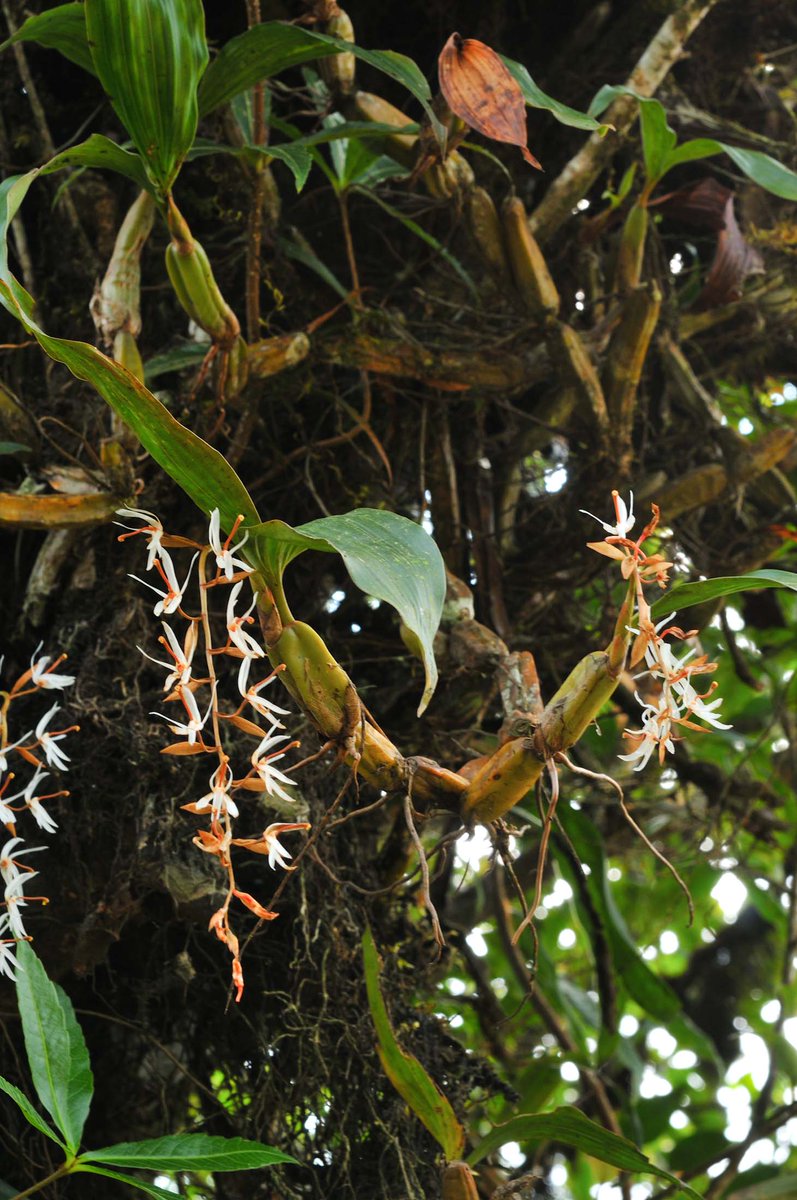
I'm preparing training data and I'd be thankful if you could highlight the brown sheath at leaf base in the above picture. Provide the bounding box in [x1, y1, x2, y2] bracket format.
[438, 32, 542, 169]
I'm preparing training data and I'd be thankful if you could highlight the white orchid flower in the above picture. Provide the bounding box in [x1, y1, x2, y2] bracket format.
[116, 507, 166, 570]
[29, 642, 75, 690]
[580, 489, 635, 538]
[226, 582, 265, 658]
[131, 550, 198, 617]
[208, 509, 251, 581]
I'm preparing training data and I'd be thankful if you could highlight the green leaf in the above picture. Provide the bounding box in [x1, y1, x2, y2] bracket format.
[80, 1132, 297, 1171]
[638, 97, 677, 183]
[187, 138, 313, 193]
[40, 134, 152, 193]
[143, 341, 207, 383]
[651, 569, 797, 618]
[466, 1105, 701, 1198]
[84, 0, 209, 192]
[362, 926, 464, 1160]
[0, 441, 30, 455]
[502, 56, 609, 132]
[14, 942, 93, 1155]
[588, 88, 797, 196]
[557, 807, 681, 1021]
[720, 143, 797, 201]
[197, 23, 443, 144]
[0, 2, 95, 75]
[731, 1171, 797, 1199]
[0, 172, 257, 532]
[73, 1165, 191, 1198]
[251, 509, 445, 715]
[0, 1075, 66, 1148]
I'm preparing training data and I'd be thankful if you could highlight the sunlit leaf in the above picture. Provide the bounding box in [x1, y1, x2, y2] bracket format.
[651, 569, 797, 618]
[362, 925, 464, 1159]
[467, 1105, 701, 1197]
[251, 509, 445, 715]
[80, 1133, 297, 1170]
[15, 943, 93, 1155]
[84, 0, 209, 192]
[557, 808, 681, 1021]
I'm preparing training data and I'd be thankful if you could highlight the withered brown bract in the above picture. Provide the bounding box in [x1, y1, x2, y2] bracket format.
[438, 32, 542, 169]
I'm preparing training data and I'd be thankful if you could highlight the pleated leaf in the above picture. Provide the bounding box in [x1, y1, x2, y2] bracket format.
[0, 2, 94, 75]
[84, 0, 209, 192]
[197, 22, 443, 145]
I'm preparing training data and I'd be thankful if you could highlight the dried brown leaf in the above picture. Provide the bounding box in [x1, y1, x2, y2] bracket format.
[438, 33, 541, 169]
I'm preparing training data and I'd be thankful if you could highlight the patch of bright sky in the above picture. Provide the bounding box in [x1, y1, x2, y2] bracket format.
[711, 872, 748, 920]
[455, 826, 492, 870]
[558, 928, 577, 949]
[466, 926, 490, 957]
[738, 417, 754, 435]
[620, 1015, 639, 1037]
[718, 1085, 751, 1142]
[545, 465, 568, 492]
[647, 1027, 677, 1058]
[153, 1181, 179, 1195]
[498, 1141, 525, 1169]
[659, 930, 679, 954]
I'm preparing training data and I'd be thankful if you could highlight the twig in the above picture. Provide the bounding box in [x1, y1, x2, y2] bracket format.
[403, 791, 444, 950]
[529, 0, 723, 243]
[511, 760, 559, 944]
[559, 753, 694, 925]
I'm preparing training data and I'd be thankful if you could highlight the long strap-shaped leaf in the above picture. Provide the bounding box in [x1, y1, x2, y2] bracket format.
[85, 0, 209, 193]
[362, 925, 465, 1161]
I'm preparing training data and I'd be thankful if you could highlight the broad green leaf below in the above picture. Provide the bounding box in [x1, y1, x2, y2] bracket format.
[85, 0, 209, 192]
[80, 1132, 297, 1170]
[362, 926, 464, 1160]
[651, 569, 797, 618]
[73, 1165, 193, 1199]
[15, 943, 93, 1154]
[251, 509, 445, 715]
[466, 1105, 702, 1197]
[0, 1075, 65, 1148]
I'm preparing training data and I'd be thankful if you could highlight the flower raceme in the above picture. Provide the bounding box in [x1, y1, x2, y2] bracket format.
[120, 505, 310, 1001]
[583, 491, 730, 772]
[0, 652, 77, 979]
